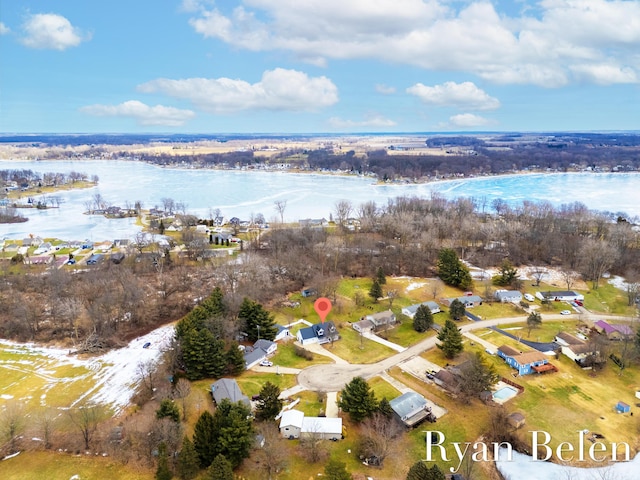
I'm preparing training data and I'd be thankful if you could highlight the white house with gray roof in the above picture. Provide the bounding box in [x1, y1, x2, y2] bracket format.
[279, 409, 342, 440]
[389, 392, 434, 427]
[401, 301, 441, 318]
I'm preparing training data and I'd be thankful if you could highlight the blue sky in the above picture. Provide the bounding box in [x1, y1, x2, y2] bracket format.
[1, 0, 639, 133]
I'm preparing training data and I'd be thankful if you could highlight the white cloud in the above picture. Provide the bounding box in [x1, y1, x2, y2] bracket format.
[79, 101, 196, 127]
[570, 63, 638, 85]
[406, 81, 500, 110]
[328, 114, 397, 129]
[138, 68, 338, 113]
[20, 13, 88, 50]
[375, 84, 396, 95]
[0, 22, 10, 35]
[184, 0, 640, 87]
[444, 113, 494, 129]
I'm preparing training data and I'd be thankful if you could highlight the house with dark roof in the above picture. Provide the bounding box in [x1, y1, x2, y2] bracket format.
[433, 369, 460, 393]
[296, 321, 339, 346]
[211, 378, 250, 408]
[497, 345, 557, 376]
[389, 392, 435, 427]
[274, 324, 293, 342]
[243, 339, 277, 369]
[401, 301, 441, 318]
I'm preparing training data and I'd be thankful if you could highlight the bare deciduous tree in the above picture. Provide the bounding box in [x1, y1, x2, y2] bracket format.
[173, 378, 191, 421]
[0, 401, 26, 453]
[67, 403, 103, 451]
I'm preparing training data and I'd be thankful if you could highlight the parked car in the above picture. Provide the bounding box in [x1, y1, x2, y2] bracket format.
[560, 310, 571, 315]
[575, 300, 583, 306]
[143, 342, 151, 349]
[259, 360, 273, 367]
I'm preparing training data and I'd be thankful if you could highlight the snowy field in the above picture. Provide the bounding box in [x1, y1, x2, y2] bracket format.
[0, 324, 175, 413]
[496, 448, 640, 480]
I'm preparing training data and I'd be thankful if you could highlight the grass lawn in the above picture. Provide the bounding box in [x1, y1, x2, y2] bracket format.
[377, 318, 436, 347]
[289, 390, 326, 417]
[368, 376, 401, 401]
[0, 451, 154, 480]
[0, 344, 101, 411]
[269, 342, 333, 369]
[236, 372, 297, 398]
[324, 326, 396, 364]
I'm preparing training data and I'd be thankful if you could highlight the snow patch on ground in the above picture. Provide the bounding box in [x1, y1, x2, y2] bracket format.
[406, 282, 426, 292]
[496, 448, 640, 480]
[0, 324, 175, 414]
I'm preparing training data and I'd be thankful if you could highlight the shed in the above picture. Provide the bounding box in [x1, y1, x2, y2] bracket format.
[616, 401, 630, 413]
[507, 412, 526, 429]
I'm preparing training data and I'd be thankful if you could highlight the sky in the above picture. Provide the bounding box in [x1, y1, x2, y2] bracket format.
[0, 0, 639, 134]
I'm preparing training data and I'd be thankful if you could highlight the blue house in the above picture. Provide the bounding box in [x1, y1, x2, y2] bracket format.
[497, 345, 556, 376]
[296, 321, 339, 346]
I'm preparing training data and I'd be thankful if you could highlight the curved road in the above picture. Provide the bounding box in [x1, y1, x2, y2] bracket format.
[297, 312, 632, 392]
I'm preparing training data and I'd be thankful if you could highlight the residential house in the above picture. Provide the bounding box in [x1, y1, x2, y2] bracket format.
[274, 324, 293, 342]
[594, 320, 633, 340]
[244, 339, 277, 369]
[433, 369, 460, 393]
[401, 301, 441, 318]
[494, 290, 523, 303]
[210, 378, 250, 408]
[497, 345, 557, 376]
[389, 392, 435, 427]
[554, 332, 585, 347]
[33, 242, 52, 255]
[352, 310, 396, 334]
[301, 288, 317, 298]
[443, 295, 483, 308]
[296, 321, 339, 346]
[279, 409, 342, 440]
[298, 218, 328, 228]
[536, 290, 584, 302]
[210, 232, 232, 245]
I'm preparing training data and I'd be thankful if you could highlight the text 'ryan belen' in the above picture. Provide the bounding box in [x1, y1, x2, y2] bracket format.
[423, 430, 631, 473]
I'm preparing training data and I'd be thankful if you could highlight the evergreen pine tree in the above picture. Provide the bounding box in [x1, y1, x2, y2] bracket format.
[177, 436, 200, 480]
[448, 299, 466, 321]
[436, 248, 472, 289]
[212, 399, 254, 468]
[193, 410, 217, 468]
[413, 305, 434, 332]
[255, 381, 283, 421]
[378, 397, 393, 417]
[406, 460, 430, 480]
[337, 377, 378, 422]
[369, 280, 383, 302]
[205, 454, 234, 480]
[238, 298, 277, 342]
[225, 342, 246, 376]
[436, 319, 464, 359]
[324, 458, 353, 480]
[375, 266, 387, 285]
[156, 399, 180, 423]
[155, 442, 173, 480]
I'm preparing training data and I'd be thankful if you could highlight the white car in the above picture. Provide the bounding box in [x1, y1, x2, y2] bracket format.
[259, 360, 273, 367]
[560, 310, 571, 315]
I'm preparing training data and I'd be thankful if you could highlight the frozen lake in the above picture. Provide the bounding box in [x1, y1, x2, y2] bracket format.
[1, 159, 639, 241]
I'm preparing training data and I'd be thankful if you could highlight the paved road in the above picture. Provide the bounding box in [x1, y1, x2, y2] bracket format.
[298, 313, 628, 392]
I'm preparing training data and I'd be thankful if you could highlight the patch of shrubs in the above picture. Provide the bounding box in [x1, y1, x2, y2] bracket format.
[294, 344, 314, 360]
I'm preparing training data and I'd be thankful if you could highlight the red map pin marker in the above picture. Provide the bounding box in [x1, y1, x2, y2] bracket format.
[314, 297, 332, 323]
